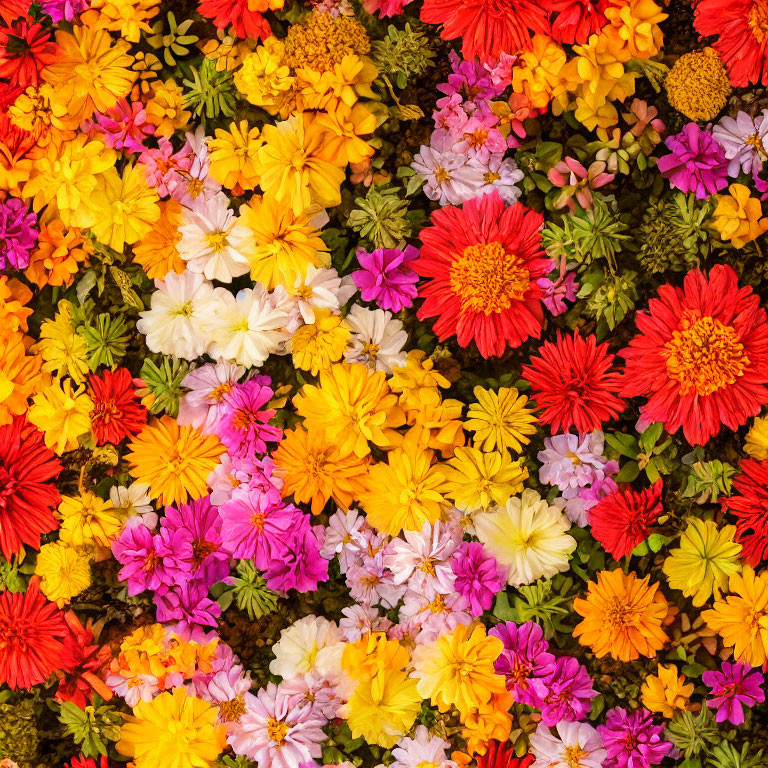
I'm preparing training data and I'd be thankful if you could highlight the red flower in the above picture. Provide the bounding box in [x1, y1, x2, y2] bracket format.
[542, 0, 611, 44]
[197, 0, 273, 40]
[478, 742, 535, 768]
[0, 416, 61, 560]
[66, 758, 113, 768]
[87, 367, 148, 445]
[413, 191, 550, 359]
[0, 20, 58, 89]
[0, 0, 29, 25]
[620, 266, 768, 446]
[722, 458, 768, 567]
[522, 332, 625, 433]
[694, 0, 768, 87]
[420, 0, 549, 60]
[0, 576, 71, 689]
[588, 480, 663, 559]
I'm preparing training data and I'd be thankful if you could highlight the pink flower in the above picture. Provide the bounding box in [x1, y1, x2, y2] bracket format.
[138, 138, 192, 198]
[217, 377, 282, 460]
[547, 157, 615, 212]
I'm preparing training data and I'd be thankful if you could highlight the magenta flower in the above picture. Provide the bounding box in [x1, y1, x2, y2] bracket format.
[88, 99, 155, 154]
[264, 516, 329, 594]
[702, 662, 765, 725]
[537, 271, 578, 316]
[547, 157, 614, 212]
[530, 655, 597, 725]
[597, 708, 672, 768]
[155, 581, 222, 626]
[352, 245, 419, 312]
[0, 197, 38, 270]
[139, 137, 192, 197]
[39, 0, 89, 22]
[217, 377, 282, 460]
[451, 541, 505, 617]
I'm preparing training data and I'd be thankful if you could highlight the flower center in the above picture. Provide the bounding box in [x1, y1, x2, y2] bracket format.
[604, 596, 632, 629]
[449, 241, 530, 315]
[266, 716, 289, 744]
[204, 231, 228, 253]
[749, 0, 768, 42]
[563, 745, 588, 768]
[663, 313, 749, 396]
[209, 383, 232, 402]
[219, 696, 246, 722]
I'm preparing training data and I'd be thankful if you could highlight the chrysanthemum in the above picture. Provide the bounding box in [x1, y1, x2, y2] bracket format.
[414, 191, 550, 359]
[0, 576, 70, 689]
[35, 541, 91, 607]
[722, 458, 768, 566]
[474, 488, 576, 587]
[640, 664, 693, 718]
[620, 266, 768, 446]
[126, 417, 225, 506]
[291, 308, 351, 376]
[465, 386, 538, 454]
[573, 569, 669, 662]
[117, 686, 227, 768]
[36, 304, 89, 385]
[87, 368, 147, 446]
[27, 379, 93, 455]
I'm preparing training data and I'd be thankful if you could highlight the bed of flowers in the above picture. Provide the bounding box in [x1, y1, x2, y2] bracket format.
[4, 0, 768, 766]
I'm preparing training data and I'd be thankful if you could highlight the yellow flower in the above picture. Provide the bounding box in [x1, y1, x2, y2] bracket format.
[25, 219, 93, 289]
[0, 334, 42, 426]
[132, 199, 186, 280]
[512, 35, 566, 110]
[9, 83, 72, 144]
[294, 362, 404, 458]
[145, 79, 190, 138]
[460, 692, 514, 757]
[403, 389, 465, 458]
[662, 519, 742, 607]
[234, 39, 295, 116]
[641, 664, 693, 718]
[89, 0, 161, 43]
[664, 47, 731, 122]
[390, 349, 451, 407]
[295, 54, 378, 111]
[126, 416, 225, 506]
[712, 184, 768, 249]
[42, 23, 136, 127]
[702, 566, 768, 667]
[117, 687, 227, 768]
[465, 386, 537, 454]
[257, 113, 346, 215]
[208, 120, 263, 193]
[411, 623, 505, 717]
[359, 438, 448, 535]
[443, 446, 527, 510]
[36, 541, 92, 607]
[0, 277, 32, 337]
[28, 378, 93, 454]
[283, 11, 370, 72]
[58, 491, 123, 555]
[745, 415, 768, 460]
[34, 300, 89, 385]
[291, 309, 350, 376]
[314, 103, 377, 166]
[604, 0, 667, 59]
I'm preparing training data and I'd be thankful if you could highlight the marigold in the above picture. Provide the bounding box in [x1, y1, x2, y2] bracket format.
[36, 541, 92, 607]
[283, 11, 370, 71]
[208, 120, 262, 194]
[0, 333, 42, 426]
[132, 199, 185, 280]
[25, 219, 92, 288]
[640, 664, 693, 718]
[27, 378, 93, 455]
[664, 48, 731, 122]
[573, 569, 669, 662]
[291, 308, 351, 376]
[465, 386, 538, 454]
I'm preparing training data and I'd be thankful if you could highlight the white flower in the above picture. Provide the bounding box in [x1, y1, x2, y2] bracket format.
[202, 285, 291, 367]
[137, 271, 214, 360]
[109, 483, 156, 529]
[320, 508, 367, 573]
[391, 726, 457, 768]
[344, 305, 408, 373]
[291, 266, 357, 326]
[474, 488, 577, 587]
[530, 722, 606, 768]
[178, 192, 251, 282]
[269, 615, 343, 681]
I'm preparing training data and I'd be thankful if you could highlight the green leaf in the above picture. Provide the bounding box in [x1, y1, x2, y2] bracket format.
[614, 461, 640, 483]
[493, 590, 515, 622]
[604, 432, 639, 458]
[640, 422, 663, 451]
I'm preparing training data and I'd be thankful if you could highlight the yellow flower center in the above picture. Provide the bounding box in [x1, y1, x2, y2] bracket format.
[266, 716, 289, 744]
[210, 383, 232, 402]
[749, 0, 768, 42]
[361, 342, 380, 359]
[204, 231, 228, 253]
[484, 170, 501, 183]
[663, 314, 748, 396]
[563, 745, 588, 768]
[219, 696, 247, 722]
[434, 166, 450, 184]
[428, 594, 446, 613]
[449, 242, 530, 315]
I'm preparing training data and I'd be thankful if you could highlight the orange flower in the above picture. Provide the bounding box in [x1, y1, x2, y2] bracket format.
[25, 219, 93, 288]
[0, 277, 33, 336]
[0, 334, 43, 426]
[132, 199, 185, 280]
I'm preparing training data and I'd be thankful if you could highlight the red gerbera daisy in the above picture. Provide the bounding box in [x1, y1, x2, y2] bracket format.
[588, 480, 663, 559]
[478, 742, 535, 768]
[0, 20, 58, 89]
[0, 0, 29, 25]
[542, 0, 611, 44]
[522, 332, 625, 433]
[620, 265, 768, 446]
[0, 576, 70, 689]
[413, 191, 550, 359]
[197, 0, 274, 40]
[420, 0, 549, 60]
[0, 416, 61, 560]
[694, 0, 768, 87]
[87, 367, 148, 446]
[721, 457, 768, 567]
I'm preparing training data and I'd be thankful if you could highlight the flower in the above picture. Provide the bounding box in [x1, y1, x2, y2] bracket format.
[702, 662, 765, 725]
[58, 491, 122, 554]
[573, 569, 669, 661]
[0, 416, 61, 560]
[620, 266, 768, 446]
[529, 722, 606, 768]
[712, 183, 768, 248]
[132, 199, 185, 281]
[269, 615, 341, 679]
[352, 245, 419, 312]
[35, 541, 91, 607]
[543, 0, 610, 44]
[451, 541, 506, 617]
[117, 686, 227, 768]
[662, 518, 742, 605]
[547, 157, 614, 212]
[722, 458, 768, 566]
[292, 308, 351, 376]
[126, 417, 225, 506]
[25, 219, 92, 288]
[597, 708, 671, 768]
[530, 655, 596, 726]
[712, 111, 768, 177]
[478, 743, 534, 768]
[177, 362, 244, 435]
[411, 623, 505, 717]
[217, 377, 281, 460]
[464, 386, 538, 454]
[28, 379, 93, 455]
[664, 47, 731, 122]
[0, 333, 42, 426]
[702, 566, 768, 666]
[0, 577, 70, 689]
[0, 196, 38, 270]
[0, 20, 57, 88]
[475, 488, 576, 586]
[640, 664, 693, 718]
[144, 79, 190, 137]
[523, 333, 625, 434]
[745, 416, 768, 460]
[208, 121, 262, 193]
[87, 368, 147, 446]
[197, 0, 280, 40]
[443, 447, 527, 510]
[414, 192, 550, 359]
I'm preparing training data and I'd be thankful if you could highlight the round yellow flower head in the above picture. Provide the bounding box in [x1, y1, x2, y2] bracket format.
[512, 35, 566, 111]
[745, 415, 768, 460]
[235, 39, 296, 117]
[291, 308, 351, 376]
[641, 664, 693, 718]
[664, 48, 731, 122]
[58, 491, 123, 556]
[0, 334, 43, 426]
[465, 385, 538, 454]
[0, 276, 33, 337]
[133, 199, 185, 281]
[145, 79, 190, 138]
[88, 0, 161, 43]
[28, 378, 93, 455]
[284, 11, 370, 73]
[25, 219, 93, 289]
[34, 300, 89, 385]
[36, 541, 92, 607]
[208, 120, 263, 193]
[712, 184, 768, 249]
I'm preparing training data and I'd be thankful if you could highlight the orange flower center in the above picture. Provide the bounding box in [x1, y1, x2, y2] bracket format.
[449, 241, 530, 315]
[210, 383, 232, 402]
[749, 0, 768, 42]
[219, 696, 247, 722]
[604, 596, 632, 629]
[663, 313, 748, 396]
[266, 716, 289, 744]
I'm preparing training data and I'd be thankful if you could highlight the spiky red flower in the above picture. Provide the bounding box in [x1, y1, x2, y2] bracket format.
[0, 416, 61, 560]
[522, 332, 625, 433]
[477, 742, 535, 768]
[197, 0, 273, 40]
[0, 20, 58, 88]
[542, 0, 611, 44]
[413, 191, 550, 359]
[722, 458, 768, 567]
[0, 577, 70, 689]
[588, 480, 663, 559]
[620, 266, 768, 446]
[694, 0, 768, 87]
[66, 757, 114, 768]
[87, 368, 148, 446]
[0, 0, 29, 25]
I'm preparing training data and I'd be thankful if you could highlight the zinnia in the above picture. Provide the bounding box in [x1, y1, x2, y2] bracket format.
[87, 368, 147, 446]
[722, 457, 768, 566]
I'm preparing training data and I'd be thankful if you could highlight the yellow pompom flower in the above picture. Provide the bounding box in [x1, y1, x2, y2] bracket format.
[294, 362, 404, 458]
[58, 491, 123, 554]
[702, 566, 768, 667]
[664, 48, 731, 122]
[662, 519, 742, 607]
[465, 386, 537, 454]
[117, 687, 227, 768]
[641, 664, 693, 718]
[712, 184, 768, 249]
[145, 79, 190, 138]
[257, 113, 346, 215]
[89, 0, 161, 43]
[238, 194, 329, 289]
[442, 446, 527, 510]
[36, 541, 92, 607]
[34, 300, 89, 385]
[0, 335, 42, 426]
[28, 379, 93, 454]
[126, 417, 225, 506]
[132, 199, 186, 280]
[411, 623, 505, 718]
[283, 12, 370, 72]
[208, 120, 263, 193]
[314, 103, 377, 166]
[745, 415, 768, 460]
[291, 308, 351, 376]
[234, 39, 295, 116]
[511, 35, 567, 110]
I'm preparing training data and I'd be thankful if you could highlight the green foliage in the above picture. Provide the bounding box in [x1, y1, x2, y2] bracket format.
[493, 577, 576, 639]
[140, 356, 191, 418]
[58, 696, 123, 758]
[604, 422, 678, 484]
[347, 185, 413, 248]
[230, 561, 279, 620]
[371, 23, 436, 90]
[706, 741, 765, 768]
[680, 452, 737, 503]
[580, 270, 638, 335]
[666, 709, 720, 760]
[79, 313, 130, 370]
[148, 12, 199, 66]
[184, 59, 236, 122]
